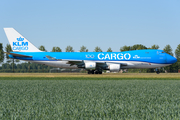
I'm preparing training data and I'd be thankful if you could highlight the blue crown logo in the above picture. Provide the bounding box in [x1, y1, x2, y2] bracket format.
[17, 37, 24, 41]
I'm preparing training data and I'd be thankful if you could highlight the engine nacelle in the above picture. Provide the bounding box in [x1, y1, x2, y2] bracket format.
[108, 64, 121, 72]
[85, 62, 96, 70]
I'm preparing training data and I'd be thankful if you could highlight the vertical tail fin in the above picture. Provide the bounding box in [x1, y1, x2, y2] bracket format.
[4, 28, 41, 52]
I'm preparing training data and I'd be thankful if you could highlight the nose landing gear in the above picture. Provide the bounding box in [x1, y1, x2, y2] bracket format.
[155, 68, 160, 74]
[156, 70, 160, 74]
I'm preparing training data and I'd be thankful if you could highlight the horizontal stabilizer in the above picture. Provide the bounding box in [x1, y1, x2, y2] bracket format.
[5, 52, 32, 58]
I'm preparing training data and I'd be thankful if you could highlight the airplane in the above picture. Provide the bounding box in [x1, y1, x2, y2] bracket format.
[4, 28, 177, 74]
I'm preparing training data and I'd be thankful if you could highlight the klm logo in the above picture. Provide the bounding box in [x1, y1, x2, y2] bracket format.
[17, 37, 24, 41]
[133, 55, 140, 59]
[13, 37, 28, 50]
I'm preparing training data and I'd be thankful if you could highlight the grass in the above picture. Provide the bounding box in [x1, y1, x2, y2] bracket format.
[1, 79, 180, 119]
[0, 73, 180, 80]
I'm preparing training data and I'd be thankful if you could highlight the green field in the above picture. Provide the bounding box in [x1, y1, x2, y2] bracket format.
[1, 79, 180, 119]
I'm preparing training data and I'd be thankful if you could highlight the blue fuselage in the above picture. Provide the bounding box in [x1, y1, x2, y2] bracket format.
[10, 50, 176, 65]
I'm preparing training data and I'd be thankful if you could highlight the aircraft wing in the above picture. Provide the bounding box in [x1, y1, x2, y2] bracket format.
[66, 60, 83, 66]
[66, 61, 127, 68]
[5, 52, 32, 58]
[46, 55, 83, 66]
[46, 55, 127, 67]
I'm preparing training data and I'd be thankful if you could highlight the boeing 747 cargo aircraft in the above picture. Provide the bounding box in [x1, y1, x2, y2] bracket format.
[4, 28, 177, 74]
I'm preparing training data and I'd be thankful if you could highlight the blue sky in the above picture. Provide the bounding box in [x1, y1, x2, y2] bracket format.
[0, 0, 180, 53]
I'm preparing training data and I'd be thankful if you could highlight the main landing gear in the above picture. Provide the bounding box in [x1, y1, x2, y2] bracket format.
[88, 70, 102, 74]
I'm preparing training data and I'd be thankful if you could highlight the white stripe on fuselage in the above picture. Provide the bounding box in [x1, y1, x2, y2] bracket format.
[23, 60, 170, 69]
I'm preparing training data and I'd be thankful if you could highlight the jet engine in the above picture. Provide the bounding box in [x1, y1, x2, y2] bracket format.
[108, 64, 121, 72]
[85, 62, 96, 70]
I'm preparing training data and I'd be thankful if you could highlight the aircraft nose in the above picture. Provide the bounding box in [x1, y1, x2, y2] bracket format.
[166, 54, 177, 64]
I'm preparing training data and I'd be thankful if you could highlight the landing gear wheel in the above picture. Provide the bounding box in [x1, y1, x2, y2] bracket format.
[156, 71, 160, 74]
[95, 71, 99, 74]
[98, 71, 102, 74]
[88, 71, 91, 74]
[87, 70, 102, 74]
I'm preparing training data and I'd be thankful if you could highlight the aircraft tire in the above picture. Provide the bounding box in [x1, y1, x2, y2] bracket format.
[98, 71, 102, 74]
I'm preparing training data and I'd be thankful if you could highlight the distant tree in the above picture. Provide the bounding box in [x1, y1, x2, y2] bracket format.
[17, 64, 22, 69]
[80, 46, 88, 52]
[163, 44, 173, 56]
[94, 46, 102, 52]
[107, 47, 112, 52]
[21, 63, 27, 69]
[66, 46, 74, 52]
[120, 45, 131, 52]
[175, 44, 180, 71]
[6, 64, 11, 69]
[151, 45, 159, 49]
[51, 47, 62, 52]
[15, 59, 20, 63]
[4, 44, 20, 65]
[175, 44, 180, 59]
[32, 63, 37, 69]
[131, 44, 147, 50]
[39, 45, 47, 52]
[0, 43, 4, 64]
[5, 44, 16, 72]
[5, 44, 12, 63]
[163, 44, 174, 72]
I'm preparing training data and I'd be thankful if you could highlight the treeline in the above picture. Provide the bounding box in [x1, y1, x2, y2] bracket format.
[0, 62, 52, 73]
[0, 43, 180, 73]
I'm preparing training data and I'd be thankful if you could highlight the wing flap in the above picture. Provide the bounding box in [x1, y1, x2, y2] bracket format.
[45, 55, 127, 67]
[96, 62, 127, 66]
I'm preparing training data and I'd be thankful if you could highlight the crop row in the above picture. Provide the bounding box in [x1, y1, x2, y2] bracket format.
[1, 80, 180, 119]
